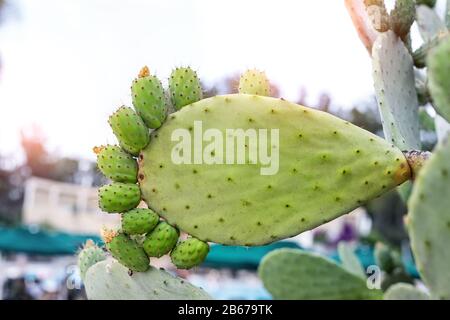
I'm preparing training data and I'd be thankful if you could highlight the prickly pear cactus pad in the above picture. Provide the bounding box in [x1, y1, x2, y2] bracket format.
[384, 283, 430, 300]
[84, 259, 212, 300]
[139, 94, 411, 246]
[258, 249, 382, 300]
[77, 240, 106, 281]
[408, 137, 450, 299]
[372, 31, 420, 151]
[428, 37, 450, 123]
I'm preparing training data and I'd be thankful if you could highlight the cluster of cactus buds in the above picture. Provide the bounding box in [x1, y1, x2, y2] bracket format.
[92, 66, 212, 274]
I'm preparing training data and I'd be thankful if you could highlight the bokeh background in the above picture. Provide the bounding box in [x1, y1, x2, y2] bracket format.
[0, 0, 446, 299]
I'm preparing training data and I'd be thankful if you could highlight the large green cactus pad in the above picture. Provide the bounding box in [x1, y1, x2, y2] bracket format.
[258, 249, 382, 300]
[408, 137, 450, 299]
[84, 259, 212, 300]
[372, 31, 420, 151]
[139, 94, 410, 246]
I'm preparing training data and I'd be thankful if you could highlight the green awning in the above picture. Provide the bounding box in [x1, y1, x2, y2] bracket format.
[203, 241, 302, 270]
[0, 225, 101, 255]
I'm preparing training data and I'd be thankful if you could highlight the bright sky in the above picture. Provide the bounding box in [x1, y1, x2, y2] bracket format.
[0, 0, 437, 161]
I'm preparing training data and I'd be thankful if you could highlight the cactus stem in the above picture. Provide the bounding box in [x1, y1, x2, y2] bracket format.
[404, 150, 432, 179]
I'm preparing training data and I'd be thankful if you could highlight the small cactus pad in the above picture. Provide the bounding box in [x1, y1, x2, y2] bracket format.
[143, 222, 179, 258]
[139, 94, 411, 246]
[121, 208, 159, 235]
[427, 37, 450, 123]
[104, 231, 149, 272]
[131, 67, 167, 129]
[168, 67, 203, 110]
[259, 249, 382, 300]
[384, 283, 430, 300]
[389, 0, 415, 39]
[84, 259, 212, 300]
[98, 183, 141, 213]
[372, 31, 420, 150]
[416, 5, 447, 42]
[170, 238, 209, 269]
[364, 0, 390, 32]
[96, 145, 138, 183]
[408, 137, 450, 299]
[337, 242, 366, 279]
[109, 106, 150, 156]
[77, 240, 106, 281]
[238, 69, 271, 96]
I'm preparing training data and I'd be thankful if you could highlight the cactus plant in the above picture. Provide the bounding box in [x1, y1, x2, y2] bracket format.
[84, 0, 449, 298]
[258, 249, 382, 300]
[84, 259, 212, 300]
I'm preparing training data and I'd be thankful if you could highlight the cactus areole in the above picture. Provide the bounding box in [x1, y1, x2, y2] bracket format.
[138, 94, 412, 246]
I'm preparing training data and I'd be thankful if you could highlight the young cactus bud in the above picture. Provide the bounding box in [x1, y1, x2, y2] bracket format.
[389, 0, 415, 39]
[168, 67, 203, 110]
[95, 145, 138, 183]
[109, 106, 149, 156]
[170, 237, 209, 269]
[102, 229, 150, 272]
[131, 66, 167, 129]
[98, 182, 141, 213]
[77, 240, 106, 281]
[364, 0, 390, 32]
[121, 208, 159, 235]
[143, 221, 179, 258]
[238, 69, 271, 96]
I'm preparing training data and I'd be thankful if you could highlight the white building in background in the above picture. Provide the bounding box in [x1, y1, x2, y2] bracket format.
[23, 177, 120, 235]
